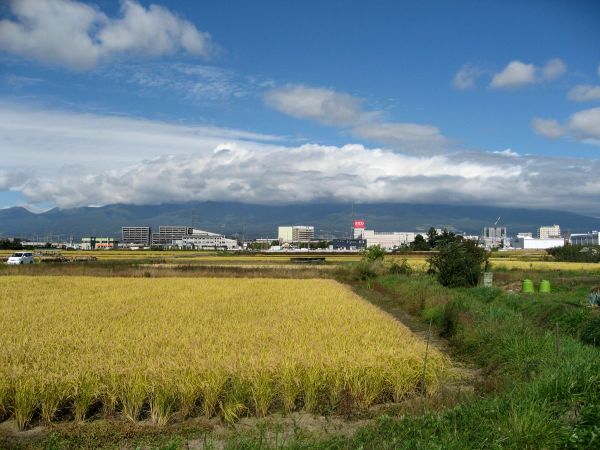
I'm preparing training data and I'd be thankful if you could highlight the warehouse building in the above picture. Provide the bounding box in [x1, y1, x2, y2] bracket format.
[121, 226, 151, 247]
[362, 230, 419, 250]
[176, 229, 238, 250]
[570, 231, 600, 246]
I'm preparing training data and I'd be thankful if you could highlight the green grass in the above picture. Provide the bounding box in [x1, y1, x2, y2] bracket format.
[227, 274, 600, 449]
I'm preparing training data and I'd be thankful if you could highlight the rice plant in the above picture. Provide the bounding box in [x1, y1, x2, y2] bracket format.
[0, 276, 450, 429]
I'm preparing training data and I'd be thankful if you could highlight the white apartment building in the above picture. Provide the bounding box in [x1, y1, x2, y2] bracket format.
[539, 225, 561, 239]
[278, 226, 314, 243]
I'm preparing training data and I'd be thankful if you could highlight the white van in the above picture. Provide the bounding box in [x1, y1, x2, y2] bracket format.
[7, 252, 34, 265]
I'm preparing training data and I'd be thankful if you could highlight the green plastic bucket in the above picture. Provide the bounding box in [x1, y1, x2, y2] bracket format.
[539, 280, 551, 293]
[522, 279, 534, 293]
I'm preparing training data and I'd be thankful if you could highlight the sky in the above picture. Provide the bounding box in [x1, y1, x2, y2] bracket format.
[0, 0, 599, 214]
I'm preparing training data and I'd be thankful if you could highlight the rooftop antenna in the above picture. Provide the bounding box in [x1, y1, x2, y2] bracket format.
[351, 202, 355, 239]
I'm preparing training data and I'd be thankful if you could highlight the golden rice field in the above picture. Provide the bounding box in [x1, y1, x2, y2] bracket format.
[489, 259, 600, 271]
[0, 276, 449, 429]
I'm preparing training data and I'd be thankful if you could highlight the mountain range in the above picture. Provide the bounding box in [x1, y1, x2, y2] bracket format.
[0, 202, 598, 241]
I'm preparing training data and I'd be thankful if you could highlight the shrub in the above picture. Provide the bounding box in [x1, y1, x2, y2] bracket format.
[389, 259, 413, 276]
[363, 245, 385, 262]
[428, 240, 489, 288]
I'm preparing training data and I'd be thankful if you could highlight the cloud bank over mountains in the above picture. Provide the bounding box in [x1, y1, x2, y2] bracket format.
[1, 102, 599, 215]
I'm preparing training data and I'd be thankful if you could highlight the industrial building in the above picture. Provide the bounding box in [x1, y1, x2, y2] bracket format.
[570, 231, 600, 246]
[351, 219, 423, 250]
[362, 230, 420, 249]
[513, 236, 564, 250]
[81, 237, 117, 250]
[278, 226, 315, 243]
[539, 225, 561, 239]
[121, 226, 151, 247]
[176, 229, 238, 250]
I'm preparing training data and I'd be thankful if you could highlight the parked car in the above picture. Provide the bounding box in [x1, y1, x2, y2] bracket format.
[7, 252, 34, 265]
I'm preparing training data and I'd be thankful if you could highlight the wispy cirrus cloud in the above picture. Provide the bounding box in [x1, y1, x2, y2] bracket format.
[104, 63, 270, 102]
[0, 0, 214, 70]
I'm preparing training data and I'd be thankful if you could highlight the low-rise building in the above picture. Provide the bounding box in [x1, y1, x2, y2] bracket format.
[81, 237, 117, 250]
[331, 239, 366, 250]
[513, 236, 564, 250]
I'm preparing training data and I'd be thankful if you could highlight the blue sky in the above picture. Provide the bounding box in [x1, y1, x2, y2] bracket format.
[0, 0, 599, 214]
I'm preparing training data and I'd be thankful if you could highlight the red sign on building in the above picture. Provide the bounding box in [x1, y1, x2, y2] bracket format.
[353, 220, 365, 229]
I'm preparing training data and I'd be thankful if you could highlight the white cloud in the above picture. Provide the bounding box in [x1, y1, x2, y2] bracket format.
[532, 107, 600, 144]
[531, 118, 564, 139]
[490, 58, 566, 89]
[541, 58, 567, 80]
[265, 85, 448, 153]
[568, 107, 600, 141]
[452, 64, 483, 89]
[264, 85, 373, 127]
[0, 0, 212, 69]
[490, 61, 536, 88]
[567, 85, 600, 102]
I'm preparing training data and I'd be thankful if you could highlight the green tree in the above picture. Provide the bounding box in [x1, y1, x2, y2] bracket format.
[410, 234, 430, 251]
[428, 239, 489, 287]
[426, 227, 438, 248]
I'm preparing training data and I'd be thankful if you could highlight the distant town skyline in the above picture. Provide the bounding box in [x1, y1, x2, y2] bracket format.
[0, 0, 599, 214]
